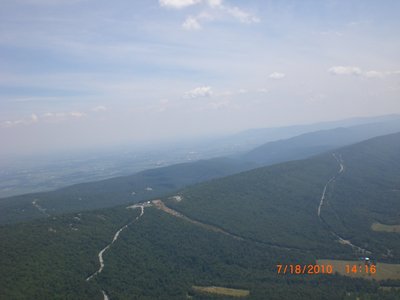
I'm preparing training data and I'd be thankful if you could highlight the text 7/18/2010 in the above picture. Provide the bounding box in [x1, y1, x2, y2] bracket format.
[276, 264, 377, 275]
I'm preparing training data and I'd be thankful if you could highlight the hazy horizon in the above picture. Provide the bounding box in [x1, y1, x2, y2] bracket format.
[1, 0, 400, 156]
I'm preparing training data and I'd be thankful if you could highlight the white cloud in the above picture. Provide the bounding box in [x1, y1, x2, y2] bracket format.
[226, 6, 260, 23]
[318, 31, 343, 37]
[182, 16, 201, 30]
[184, 86, 213, 98]
[207, 0, 222, 7]
[1, 113, 39, 128]
[42, 111, 86, 121]
[162, 0, 259, 29]
[31, 114, 39, 123]
[43, 111, 86, 119]
[269, 72, 285, 80]
[328, 66, 400, 78]
[92, 105, 107, 112]
[70, 111, 86, 118]
[159, 0, 201, 9]
[365, 70, 400, 78]
[1, 119, 23, 128]
[328, 66, 362, 76]
[160, 0, 221, 9]
[364, 70, 384, 78]
[43, 112, 54, 118]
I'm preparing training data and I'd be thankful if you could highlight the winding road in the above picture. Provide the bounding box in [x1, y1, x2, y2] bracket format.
[86, 204, 145, 300]
[87, 154, 371, 299]
[318, 153, 371, 255]
[317, 154, 344, 217]
[32, 199, 50, 217]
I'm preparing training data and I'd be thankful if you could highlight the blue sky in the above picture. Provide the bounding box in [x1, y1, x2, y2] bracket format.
[1, 0, 400, 155]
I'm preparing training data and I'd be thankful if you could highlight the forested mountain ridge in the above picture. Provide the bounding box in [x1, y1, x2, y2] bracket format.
[0, 157, 255, 224]
[167, 132, 400, 262]
[1, 119, 400, 225]
[1, 132, 399, 299]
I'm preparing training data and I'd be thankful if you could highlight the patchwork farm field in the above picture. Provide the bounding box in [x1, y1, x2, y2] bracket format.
[371, 222, 400, 233]
[192, 286, 250, 297]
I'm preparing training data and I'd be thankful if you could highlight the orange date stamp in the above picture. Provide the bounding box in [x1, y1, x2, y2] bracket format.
[276, 264, 334, 275]
[277, 264, 377, 275]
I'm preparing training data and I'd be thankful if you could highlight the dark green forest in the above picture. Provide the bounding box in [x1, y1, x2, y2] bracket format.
[1, 205, 397, 299]
[1, 133, 400, 299]
[167, 135, 400, 262]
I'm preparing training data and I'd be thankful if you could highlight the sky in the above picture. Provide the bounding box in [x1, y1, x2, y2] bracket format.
[1, 0, 400, 156]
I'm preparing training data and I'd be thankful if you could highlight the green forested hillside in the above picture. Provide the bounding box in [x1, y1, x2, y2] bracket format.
[0, 204, 391, 300]
[167, 133, 400, 262]
[168, 156, 342, 252]
[1, 133, 399, 299]
[322, 133, 400, 261]
[97, 208, 384, 300]
[0, 157, 254, 224]
[0, 206, 141, 299]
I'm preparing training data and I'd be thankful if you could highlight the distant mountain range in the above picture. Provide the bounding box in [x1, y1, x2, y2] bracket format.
[2, 114, 400, 200]
[1, 115, 400, 224]
[240, 118, 400, 165]
[216, 114, 400, 152]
